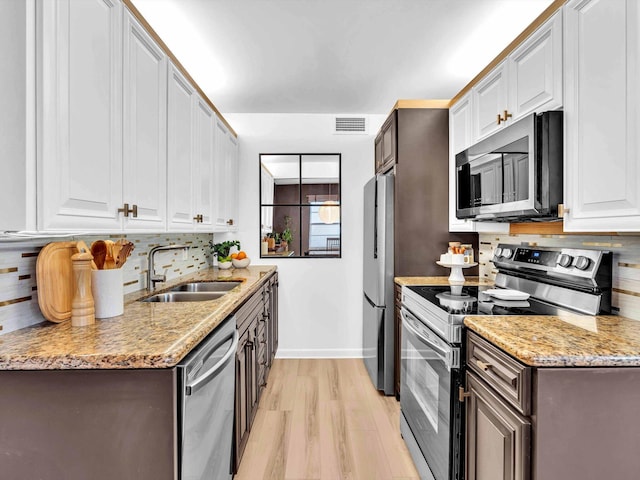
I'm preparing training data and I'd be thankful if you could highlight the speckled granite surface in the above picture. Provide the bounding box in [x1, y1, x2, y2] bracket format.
[395, 276, 492, 286]
[0, 266, 276, 370]
[465, 314, 640, 367]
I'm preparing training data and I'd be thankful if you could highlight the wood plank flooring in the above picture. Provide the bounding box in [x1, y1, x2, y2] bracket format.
[235, 359, 420, 480]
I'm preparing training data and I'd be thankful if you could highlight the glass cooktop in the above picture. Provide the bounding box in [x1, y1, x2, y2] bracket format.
[406, 285, 568, 317]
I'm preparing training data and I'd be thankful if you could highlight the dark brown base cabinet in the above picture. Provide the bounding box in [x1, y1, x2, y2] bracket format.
[464, 331, 640, 480]
[0, 369, 178, 480]
[394, 284, 402, 399]
[233, 272, 278, 472]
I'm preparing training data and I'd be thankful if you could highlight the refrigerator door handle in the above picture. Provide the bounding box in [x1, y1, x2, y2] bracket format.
[373, 177, 378, 259]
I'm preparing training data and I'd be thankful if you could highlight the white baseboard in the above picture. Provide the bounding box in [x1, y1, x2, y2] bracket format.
[275, 348, 363, 359]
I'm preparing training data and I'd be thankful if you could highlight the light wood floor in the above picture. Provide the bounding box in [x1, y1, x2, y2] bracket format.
[235, 358, 420, 480]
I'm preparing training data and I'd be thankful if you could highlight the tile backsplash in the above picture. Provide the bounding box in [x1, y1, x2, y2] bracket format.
[0, 233, 213, 334]
[479, 233, 640, 320]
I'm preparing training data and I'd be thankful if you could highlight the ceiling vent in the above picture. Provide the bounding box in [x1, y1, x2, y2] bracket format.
[334, 116, 368, 135]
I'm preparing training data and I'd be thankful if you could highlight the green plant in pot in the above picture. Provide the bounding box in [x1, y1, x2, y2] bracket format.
[280, 215, 294, 251]
[209, 240, 241, 263]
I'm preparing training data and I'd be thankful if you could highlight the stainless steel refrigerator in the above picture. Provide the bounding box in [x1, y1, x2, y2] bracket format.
[363, 174, 395, 395]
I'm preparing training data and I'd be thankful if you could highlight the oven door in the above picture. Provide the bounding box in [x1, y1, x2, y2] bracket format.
[400, 307, 463, 480]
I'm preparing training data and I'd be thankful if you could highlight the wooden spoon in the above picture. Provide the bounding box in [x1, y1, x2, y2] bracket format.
[90, 240, 107, 270]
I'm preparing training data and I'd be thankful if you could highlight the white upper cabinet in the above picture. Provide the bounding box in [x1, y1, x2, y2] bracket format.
[1, 0, 36, 232]
[214, 118, 239, 232]
[166, 63, 195, 231]
[563, 0, 640, 231]
[509, 10, 563, 120]
[470, 11, 563, 143]
[193, 96, 216, 230]
[449, 94, 475, 232]
[473, 61, 509, 140]
[38, 0, 124, 231]
[122, 10, 167, 231]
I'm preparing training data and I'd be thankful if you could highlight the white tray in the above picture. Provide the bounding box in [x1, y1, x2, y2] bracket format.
[483, 288, 530, 301]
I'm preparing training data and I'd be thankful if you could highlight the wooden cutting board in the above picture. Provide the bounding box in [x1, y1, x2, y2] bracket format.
[36, 241, 81, 323]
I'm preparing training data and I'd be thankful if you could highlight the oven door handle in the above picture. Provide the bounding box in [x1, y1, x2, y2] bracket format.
[401, 308, 450, 360]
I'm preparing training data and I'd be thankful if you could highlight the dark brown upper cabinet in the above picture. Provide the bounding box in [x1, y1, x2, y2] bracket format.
[375, 113, 397, 174]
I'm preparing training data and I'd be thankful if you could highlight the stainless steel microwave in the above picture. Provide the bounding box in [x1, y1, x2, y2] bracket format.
[456, 111, 563, 222]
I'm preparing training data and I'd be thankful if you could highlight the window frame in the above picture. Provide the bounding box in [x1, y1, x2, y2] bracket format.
[259, 153, 342, 259]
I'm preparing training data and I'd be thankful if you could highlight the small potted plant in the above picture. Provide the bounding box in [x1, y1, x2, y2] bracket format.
[280, 215, 294, 252]
[209, 240, 240, 269]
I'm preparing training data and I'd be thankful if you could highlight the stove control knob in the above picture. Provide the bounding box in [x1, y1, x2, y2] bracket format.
[557, 254, 573, 268]
[575, 256, 591, 270]
[494, 247, 503, 259]
[501, 248, 514, 259]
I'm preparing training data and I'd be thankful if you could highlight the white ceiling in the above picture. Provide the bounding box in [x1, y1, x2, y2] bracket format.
[132, 0, 554, 114]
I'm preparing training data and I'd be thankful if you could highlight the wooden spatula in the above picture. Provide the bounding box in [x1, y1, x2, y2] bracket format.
[104, 240, 116, 269]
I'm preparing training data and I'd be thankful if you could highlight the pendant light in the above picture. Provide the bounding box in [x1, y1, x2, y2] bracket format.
[318, 201, 340, 224]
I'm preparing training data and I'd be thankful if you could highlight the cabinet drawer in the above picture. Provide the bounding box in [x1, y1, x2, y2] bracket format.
[467, 331, 531, 415]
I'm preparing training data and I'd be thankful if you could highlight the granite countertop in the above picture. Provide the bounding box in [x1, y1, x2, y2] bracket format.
[465, 314, 640, 367]
[395, 276, 492, 286]
[0, 265, 276, 371]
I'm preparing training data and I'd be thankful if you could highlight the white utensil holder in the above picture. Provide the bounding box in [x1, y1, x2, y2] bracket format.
[91, 269, 124, 319]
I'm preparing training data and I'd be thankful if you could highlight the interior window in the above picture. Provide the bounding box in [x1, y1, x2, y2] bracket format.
[260, 154, 341, 258]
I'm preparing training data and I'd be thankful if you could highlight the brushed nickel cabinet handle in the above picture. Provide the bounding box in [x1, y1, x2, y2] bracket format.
[477, 360, 493, 371]
[459, 386, 471, 402]
[117, 203, 136, 217]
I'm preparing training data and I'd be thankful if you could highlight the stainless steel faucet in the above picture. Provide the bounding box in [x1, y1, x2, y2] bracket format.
[147, 244, 190, 291]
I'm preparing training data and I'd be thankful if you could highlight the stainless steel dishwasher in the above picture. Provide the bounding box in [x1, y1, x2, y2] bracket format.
[177, 315, 238, 480]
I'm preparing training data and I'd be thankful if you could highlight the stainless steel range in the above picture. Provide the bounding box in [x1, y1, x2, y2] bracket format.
[399, 244, 613, 480]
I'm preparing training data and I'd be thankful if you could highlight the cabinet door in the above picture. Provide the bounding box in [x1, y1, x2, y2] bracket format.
[122, 11, 167, 231]
[38, 0, 123, 231]
[508, 10, 562, 120]
[234, 329, 249, 472]
[449, 94, 475, 232]
[466, 372, 531, 480]
[378, 113, 396, 173]
[193, 96, 215, 230]
[166, 63, 195, 231]
[248, 319, 259, 424]
[214, 118, 238, 231]
[270, 274, 279, 356]
[564, 0, 640, 231]
[374, 132, 383, 173]
[227, 134, 239, 231]
[473, 62, 508, 140]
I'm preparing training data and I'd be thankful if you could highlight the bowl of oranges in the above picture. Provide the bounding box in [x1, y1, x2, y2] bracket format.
[231, 251, 250, 269]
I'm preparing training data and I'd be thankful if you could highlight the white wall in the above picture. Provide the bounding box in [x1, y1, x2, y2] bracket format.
[226, 113, 386, 357]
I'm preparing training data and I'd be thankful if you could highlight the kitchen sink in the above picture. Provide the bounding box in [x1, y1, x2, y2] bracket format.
[170, 281, 242, 293]
[141, 291, 227, 303]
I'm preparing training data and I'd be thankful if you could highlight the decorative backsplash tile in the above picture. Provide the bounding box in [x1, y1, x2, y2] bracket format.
[479, 233, 640, 320]
[0, 233, 214, 334]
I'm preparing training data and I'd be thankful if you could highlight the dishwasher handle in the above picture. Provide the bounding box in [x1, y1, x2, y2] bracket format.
[186, 329, 239, 396]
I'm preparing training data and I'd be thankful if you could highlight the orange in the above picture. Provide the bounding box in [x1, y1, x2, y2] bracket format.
[237, 251, 247, 260]
[231, 253, 239, 259]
